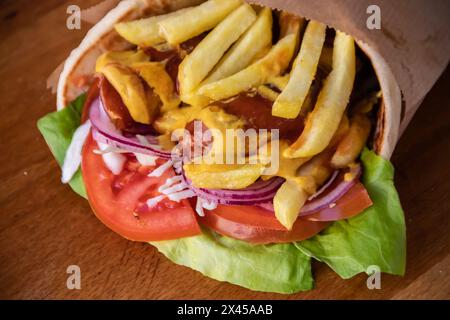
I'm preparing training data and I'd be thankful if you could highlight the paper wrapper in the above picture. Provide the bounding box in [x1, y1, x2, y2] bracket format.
[51, 0, 450, 159]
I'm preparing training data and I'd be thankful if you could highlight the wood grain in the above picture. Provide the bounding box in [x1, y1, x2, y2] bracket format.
[0, 0, 449, 299]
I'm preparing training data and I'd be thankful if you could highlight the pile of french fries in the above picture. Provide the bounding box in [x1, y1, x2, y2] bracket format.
[107, 0, 377, 229]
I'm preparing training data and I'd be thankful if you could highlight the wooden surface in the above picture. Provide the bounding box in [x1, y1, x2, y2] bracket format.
[0, 0, 449, 300]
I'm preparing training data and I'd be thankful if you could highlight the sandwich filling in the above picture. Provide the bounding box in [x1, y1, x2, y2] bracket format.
[60, 0, 382, 244]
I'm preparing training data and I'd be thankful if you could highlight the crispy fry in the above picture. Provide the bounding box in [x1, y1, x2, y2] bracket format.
[272, 21, 326, 119]
[114, 8, 191, 46]
[331, 113, 371, 168]
[183, 163, 265, 189]
[95, 50, 148, 73]
[158, 0, 242, 45]
[273, 178, 310, 230]
[203, 7, 272, 84]
[198, 34, 298, 101]
[267, 75, 290, 91]
[257, 85, 279, 101]
[100, 63, 156, 124]
[273, 149, 334, 229]
[284, 32, 356, 158]
[178, 4, 256, 100]
[132, 62, 180, 113]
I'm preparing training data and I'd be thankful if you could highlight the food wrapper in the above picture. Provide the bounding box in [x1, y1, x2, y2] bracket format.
[49, 0, 450, 159]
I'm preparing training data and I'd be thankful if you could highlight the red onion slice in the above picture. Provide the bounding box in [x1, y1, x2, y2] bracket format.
[307, 170, 339, 201]
[89, 98, 171, 158]
[181, 167, 284, 205]
[198, 177, 284, 200]
[300, 164, 361, 216]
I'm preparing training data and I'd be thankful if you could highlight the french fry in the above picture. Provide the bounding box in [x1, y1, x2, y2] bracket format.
[284, 32, 356, 158]
[198, 33, 298, 101]
[273, 178, 311, 230]
[101, 63, 155, 124]
[267, 75, 290, 91]
[158, 0, 242, 45]
[203, 7, 272, 84]
[183, 163, 265, 189]
[331, 113, 371, 168]
[257, 85, 279, 101]
[114, 8, 191, 46]
[132, 62, 180, 113]
[95, 50, 148, 73]
[178, 3, 257, 99]
[273, 149, 334, 229]
[272, 21, 326, 119]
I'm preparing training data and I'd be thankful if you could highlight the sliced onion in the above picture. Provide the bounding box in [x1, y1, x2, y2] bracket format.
[89, 98, 171, 158]
[61, 120, 92, 183]
[300, 164, 361, 216]
[182, 169, 284, 205]
[308, 170, 339, 201]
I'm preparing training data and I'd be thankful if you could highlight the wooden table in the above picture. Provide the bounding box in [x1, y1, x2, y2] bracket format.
[1, 0, 449, 300]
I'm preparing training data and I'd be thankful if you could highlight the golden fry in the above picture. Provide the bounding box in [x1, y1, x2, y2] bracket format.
[100, 64, 156, 124]
[183, 163, 265, 189]
[95, 50, 148, 73]
[132, 62, 180, 113]
[284, 31, 356, 158]
[274, 178, 310, 230]
[158, 0, 242, 45]
[178, 4, 256, 99]
[331, 113, 371, 168]
[198, 34, 298, 101]
[272, 21, 326, 119]
[114, 8, 191, 46]
[204, 7, 272, 84]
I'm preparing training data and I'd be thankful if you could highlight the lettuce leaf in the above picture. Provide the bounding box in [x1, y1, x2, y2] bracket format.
[295, 148, 406, 278]
[37, 95, 406, 293]
[151, 228, 313, 293]
[37, 94, 87, 198]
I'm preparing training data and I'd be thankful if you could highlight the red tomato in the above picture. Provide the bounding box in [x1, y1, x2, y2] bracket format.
[302, 182, 373, 221]
[199, 183, 373, 244]
[199, 205, 330, 244]
[81, 132, 201, 241]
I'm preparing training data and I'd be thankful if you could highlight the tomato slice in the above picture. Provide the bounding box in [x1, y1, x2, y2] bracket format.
[199, 182, 372, 244]
[199, 205, 330, 244]
[81, 132, 201, 241]
[302, 182, 373, 221]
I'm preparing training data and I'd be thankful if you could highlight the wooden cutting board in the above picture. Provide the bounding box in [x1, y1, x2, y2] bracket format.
[0, 0, 449, 299]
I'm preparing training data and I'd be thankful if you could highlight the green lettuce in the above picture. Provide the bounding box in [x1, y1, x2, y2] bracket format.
[37, 95, 406, 293]
[152, 228, 313, 293]
[37, 94, 87, 198]
[295, 149, 406, 278]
